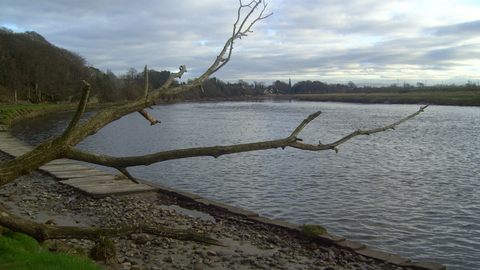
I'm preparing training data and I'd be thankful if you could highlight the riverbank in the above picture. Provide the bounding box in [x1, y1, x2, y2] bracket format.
[1, 150, 416, 270]
[1, 90, 478, 127]
[0, 103, 79, 127]
[293, 91, 480, 106]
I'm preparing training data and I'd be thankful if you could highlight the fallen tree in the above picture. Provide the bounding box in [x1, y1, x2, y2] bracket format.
[0, 0, 428, 252]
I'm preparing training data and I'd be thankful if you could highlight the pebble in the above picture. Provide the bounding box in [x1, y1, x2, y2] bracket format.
[0, 152, 409, 270]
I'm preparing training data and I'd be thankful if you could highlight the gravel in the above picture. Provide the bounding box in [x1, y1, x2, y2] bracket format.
[0, 152, 411, 270]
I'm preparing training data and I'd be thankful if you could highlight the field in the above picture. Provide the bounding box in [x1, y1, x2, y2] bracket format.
[295, 91, 480, 106]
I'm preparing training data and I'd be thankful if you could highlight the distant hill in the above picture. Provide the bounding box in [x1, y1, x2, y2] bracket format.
[0, 28, 91, 103]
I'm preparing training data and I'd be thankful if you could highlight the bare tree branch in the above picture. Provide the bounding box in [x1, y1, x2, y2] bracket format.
[157, 1, 272, 97]
[138, 109, 161, 125]
[117, 167, 139, 183]
[0, 2, 271, 186]
[216, 0, 272, 72]
[62, 81, 90, 137]
[289, 105, 430, 152]
[61, 106, 429, 171]
[0, 205, 223, 246]
[140, 65, 149, 99]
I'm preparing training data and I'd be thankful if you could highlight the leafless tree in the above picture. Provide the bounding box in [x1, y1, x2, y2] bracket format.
[0, 0, 427, 248]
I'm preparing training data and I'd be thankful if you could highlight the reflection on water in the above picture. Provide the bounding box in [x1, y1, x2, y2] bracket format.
[10, 100, 480, 270]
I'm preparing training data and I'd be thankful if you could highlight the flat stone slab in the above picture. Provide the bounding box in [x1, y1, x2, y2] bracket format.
[0, 134, 160, 198]
[49, 170, 113, 179]
[0, 147, 33, 157]
[313, 233, 346, 244]
[0, 134, 33, 145]
[196, 198, 259, 218]
[77, 183, 159, 198]
[61, 178, 131, 187]
[336, 239, 367, 250]
[40, 163, 95, 172]
[150, 182, 204, 201]
[60, 177, 159, 198]
[64, 180, 138, 187]
[43, 159, 79, 166]
[0, 133, 33, 156]
[61, 175, 116, 181]
[355, 248, 411, 265]
[249, 216, 300, 230]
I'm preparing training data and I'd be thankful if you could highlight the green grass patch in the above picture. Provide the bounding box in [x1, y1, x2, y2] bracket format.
[0, 230, 101, 270]
[300, 224, 327, 241]
[0, 104, 61, 111]
[0, 103, 77, 126]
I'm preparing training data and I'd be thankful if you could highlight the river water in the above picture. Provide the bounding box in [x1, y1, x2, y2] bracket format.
[11, 100, 480, 269]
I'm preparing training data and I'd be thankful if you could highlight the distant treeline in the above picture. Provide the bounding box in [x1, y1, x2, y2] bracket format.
[1, 28, 478, 103]
[0, 28, 89, 103]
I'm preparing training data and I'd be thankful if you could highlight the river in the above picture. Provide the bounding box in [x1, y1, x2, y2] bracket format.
[10, 100, 480, 269]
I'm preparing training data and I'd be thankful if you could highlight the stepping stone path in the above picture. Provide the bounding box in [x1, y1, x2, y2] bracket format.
[0, 131, 158, 198]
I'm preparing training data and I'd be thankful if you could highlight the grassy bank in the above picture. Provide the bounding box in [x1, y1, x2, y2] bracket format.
[294, 91, 480, 106]
[0, 103, 79, 127]
[0, 229, 100, 270]
[2, 91, 477, 128]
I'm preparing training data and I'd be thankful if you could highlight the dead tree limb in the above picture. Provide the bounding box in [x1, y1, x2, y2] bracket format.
[61, 105, 429, 169]
[0, 1, 429, 251]
[0, 0, 268, 248]
[0, 0, 270, 186]
[138, 109, 161, 126]
[0, 205, 224, 246]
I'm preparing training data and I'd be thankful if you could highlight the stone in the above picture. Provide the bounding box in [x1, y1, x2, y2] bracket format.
[122, 262, 132, 269]
[135, 235, 148, 245]
[206, 250, 217, 256]
[336, 240, 366, 251]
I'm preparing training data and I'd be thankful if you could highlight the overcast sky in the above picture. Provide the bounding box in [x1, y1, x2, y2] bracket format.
[2, 0, 479, 86]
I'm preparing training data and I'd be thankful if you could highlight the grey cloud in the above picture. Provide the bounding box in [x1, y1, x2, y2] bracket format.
[1, 0, 479, 85]
[427, 20, 480, 36]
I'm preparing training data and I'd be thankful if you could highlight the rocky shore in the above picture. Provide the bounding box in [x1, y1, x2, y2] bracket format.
[1, 152, 414, 270]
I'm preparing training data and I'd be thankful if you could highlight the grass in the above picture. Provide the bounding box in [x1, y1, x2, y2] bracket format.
[0, 104, 62, 111]
[295, 91, 480, 106]
[300, 224, 327, 241]
[0, 230, 101, 270]
[0, 103, 77, 126]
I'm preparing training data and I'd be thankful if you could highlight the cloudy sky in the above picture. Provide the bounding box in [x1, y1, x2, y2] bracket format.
[2, 0, 479, 86]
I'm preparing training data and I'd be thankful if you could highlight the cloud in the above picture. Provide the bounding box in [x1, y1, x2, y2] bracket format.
[428, 20, 480, 36]
[1, 0, 479, 85]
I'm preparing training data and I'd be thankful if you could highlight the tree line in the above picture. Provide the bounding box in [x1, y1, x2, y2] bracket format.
[0, 28, 364, 103]
[1, 28, 477, 104]
[0, 28, 88, 103]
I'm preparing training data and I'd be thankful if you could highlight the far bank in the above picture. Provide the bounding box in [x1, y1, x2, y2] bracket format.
[291, 91, 480, 106]
[2, 90, 479, 129]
